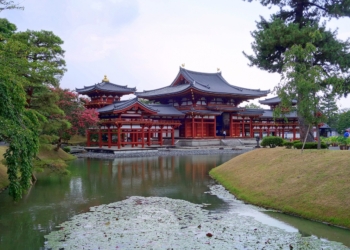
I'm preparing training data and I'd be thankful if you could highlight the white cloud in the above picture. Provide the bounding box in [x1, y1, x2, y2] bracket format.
[2, 0, 350, 107]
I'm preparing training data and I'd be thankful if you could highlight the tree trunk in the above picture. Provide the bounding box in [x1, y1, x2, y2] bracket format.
[31, 173, 37, 184]
[55, 138, 62, 151]
[298, 115, 314, 142]
[315, 123, 321, 149]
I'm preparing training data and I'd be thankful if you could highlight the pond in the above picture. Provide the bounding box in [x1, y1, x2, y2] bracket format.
[0, 154, 349, 249]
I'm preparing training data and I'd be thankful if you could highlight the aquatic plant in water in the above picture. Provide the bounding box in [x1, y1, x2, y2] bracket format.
[45, 194, 347, 249]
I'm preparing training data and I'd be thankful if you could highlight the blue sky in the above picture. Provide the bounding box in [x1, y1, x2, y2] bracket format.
[2, 0, 350, 108]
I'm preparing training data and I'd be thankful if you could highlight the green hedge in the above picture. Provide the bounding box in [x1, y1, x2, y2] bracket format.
[261, 136, 284, 148]
[292, 140, 301, 145]
[283, 141, 293, 149]
[63, 146, 71, 153]
[293, 142, 328, 149]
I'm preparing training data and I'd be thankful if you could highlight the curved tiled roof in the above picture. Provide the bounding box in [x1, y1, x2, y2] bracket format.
[98, 98, 156, 114]
[259, 96, 297, 105]
[136, 68, 269, 98]
[261, 110, 298, 118]
[76, 81, 136, 94]
[147, 104, 185, 116]
[98, 98, 184, 117]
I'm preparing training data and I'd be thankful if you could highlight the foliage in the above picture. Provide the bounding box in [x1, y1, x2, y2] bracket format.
[0, 18, 68, 199]
[292, 140, 301, 145]
[283, 141, 293, 149]
[274, 35, 328, 148]
[293, 142, 328, 149]
[0, 74, 39, 200]
[63, 147, 71, 153]
[319, 92, 339, 129]
[336, 109, 350, 134]
[43, 88, 99, 150]
[335, 136, 350, 146]
[244, 103, 263, 109]
[261, 136, 284, 148]
[0, 0, 23, 12]
[243, 0, 350, 143]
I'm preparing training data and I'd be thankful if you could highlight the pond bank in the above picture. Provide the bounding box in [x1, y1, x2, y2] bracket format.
[75, 147, 252, 159]
[210, 147, 350, 229]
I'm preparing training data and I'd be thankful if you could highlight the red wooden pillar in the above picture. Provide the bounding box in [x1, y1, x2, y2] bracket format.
[214, 116, 216, 138]
[259, 126, 262, 138]
[148, 126, 151, 146]
[107, 126, 111, 148]
[293, 126, 296, 140]
[250, 117, 253, 138]
[141, 126, 145, 148]
[184, 118, 187, 138]
[242, 117, 245, 137]
[117, 126, 121, 149]
[98, 128, 102, 148]
[87, 130, 91, 147]
[229, 113, 233, 137]
[192, 115, 195, 138]
[201, 116, 204, 138]
[267, 126, 270, 136]
[171, 126, 175, 145]
[282, 126, 285, 139]
[160, 125, 163, 146]
[131, 132, 134, 148]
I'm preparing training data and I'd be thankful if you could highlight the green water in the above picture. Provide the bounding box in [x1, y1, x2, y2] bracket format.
[0, 154, 349, 249]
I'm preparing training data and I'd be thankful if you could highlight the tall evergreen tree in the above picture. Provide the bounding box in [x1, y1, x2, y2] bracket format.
[244, 0, 350, 142]
[319, 92, 339, 128]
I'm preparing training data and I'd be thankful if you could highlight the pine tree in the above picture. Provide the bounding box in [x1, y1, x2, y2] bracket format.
[244, 0, 350, 142]
[319, 93, 339, 129]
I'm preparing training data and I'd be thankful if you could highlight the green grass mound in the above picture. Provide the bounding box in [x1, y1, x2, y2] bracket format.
[210, 147, 350, 229]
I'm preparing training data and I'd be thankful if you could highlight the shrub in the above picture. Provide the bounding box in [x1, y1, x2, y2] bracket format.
[283, 141, 293, 149]
[261, 136, 284, 148]
[293, 142, 328, 149]
[63, 147, 71, 153]
[292, 140, 301, 145]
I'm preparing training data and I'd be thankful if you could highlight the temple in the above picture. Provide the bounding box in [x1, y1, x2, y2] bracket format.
[76, 68, 300, 149]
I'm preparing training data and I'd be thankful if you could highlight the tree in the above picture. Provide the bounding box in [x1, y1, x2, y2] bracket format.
[275, 37, 327, 148]
[0, 19, 67, 199]
[0, 0, 23, 12]
[244, 0, 350, 142]
[336, 109, 350, 134]
[43, 88, 99, 151]
[0, 29, 40, 200]
[244, 103, 263, 109]
[319, 92, 339, 129]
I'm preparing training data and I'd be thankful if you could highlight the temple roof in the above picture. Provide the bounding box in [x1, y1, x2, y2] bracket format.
[136, 68, 269, 98]
[98, 98, 184, 116]
[259, 96, 297, 106]
[261, 110, 298, 118]
[98, 98, 156, 114]
[76, 78, 136, 95]
[147, 104, 186, 116]
[238, 109, 265, 116]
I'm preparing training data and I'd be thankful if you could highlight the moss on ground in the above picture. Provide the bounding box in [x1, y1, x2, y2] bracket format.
[67, 135, 87, 145]
[210, 147, 350, 229]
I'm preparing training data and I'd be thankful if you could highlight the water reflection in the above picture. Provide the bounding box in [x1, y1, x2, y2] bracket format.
[264, 211, 350, 247]
[0, 154, 236, 250]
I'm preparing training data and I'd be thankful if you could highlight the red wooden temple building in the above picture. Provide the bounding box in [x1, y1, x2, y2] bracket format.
[76, 68, 300, 148]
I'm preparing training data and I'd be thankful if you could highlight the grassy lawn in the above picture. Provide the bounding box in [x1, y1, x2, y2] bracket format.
[0, 146, 9, 190]
[210, 147, 350, 229]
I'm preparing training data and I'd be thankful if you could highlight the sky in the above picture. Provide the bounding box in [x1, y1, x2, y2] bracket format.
[2, 0, 350, 108]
